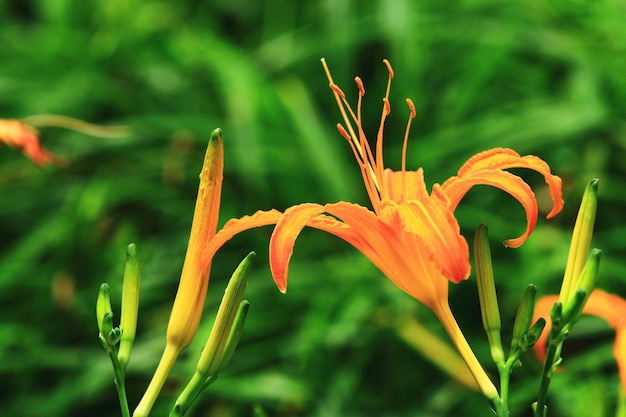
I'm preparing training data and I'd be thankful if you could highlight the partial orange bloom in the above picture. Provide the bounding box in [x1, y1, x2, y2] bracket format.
[0, 119, 61, 165]
[534, 290, 626, 393]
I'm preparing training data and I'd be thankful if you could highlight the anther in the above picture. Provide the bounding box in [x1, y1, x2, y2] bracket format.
[329, 83, 346, 99]
[382, 98, 391, 116]
[382, 59, 394, 79]
[406, 99, 416, 118]
[336, 124, 352, 141]
[355, 77, 365, 97]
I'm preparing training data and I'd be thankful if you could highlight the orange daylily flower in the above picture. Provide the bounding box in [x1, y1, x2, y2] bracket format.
[534, 290, 626, 393]
[0, 119, 61, 165]
[202, 59, 564, 397]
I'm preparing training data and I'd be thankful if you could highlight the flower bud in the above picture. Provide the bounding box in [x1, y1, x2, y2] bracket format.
[474, 225, 504, 364]
[559, 179, 598, 305]
[118, 243, 141, 370]
[510, 284, 537, 356]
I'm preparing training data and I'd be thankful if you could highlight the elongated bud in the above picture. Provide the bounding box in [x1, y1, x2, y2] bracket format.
[510, 284, 537, 356]
[118, 243, 141, 370]
[559, 179, 598, 305]
[167, 128, 224, 350]
[474, 225, 504, 364]
[197, 252, 254, 376]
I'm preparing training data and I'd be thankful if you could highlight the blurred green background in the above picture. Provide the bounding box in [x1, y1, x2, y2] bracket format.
[1, 1, 625, 416]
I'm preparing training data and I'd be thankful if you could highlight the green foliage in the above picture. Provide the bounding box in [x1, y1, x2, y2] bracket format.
[1, 1, 625, 416]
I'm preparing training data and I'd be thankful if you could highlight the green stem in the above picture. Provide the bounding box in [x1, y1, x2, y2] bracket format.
[616, 388, 626, 417]
[105, 347, 131, 417]
[534, 334, 563, 417]
[172, 372, 204, 417]
[171, 373, 219, 416]
[498, 363, 512, 417]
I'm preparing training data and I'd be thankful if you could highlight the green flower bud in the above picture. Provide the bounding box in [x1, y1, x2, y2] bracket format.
[509, 284, 537, 356]
[215, 300, 250, 375]
[197, 252, 254, 376]
[519, 318, 546, 353]
[474, 225, 504, 364]
[559, 179, 598, 305]
[172, 253, 254, 417]
[96, 283, 113, 338]
[119, 243, 141, 369]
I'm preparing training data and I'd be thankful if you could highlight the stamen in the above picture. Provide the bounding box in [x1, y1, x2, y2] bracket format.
[401, 99, 416, 200]
[383, 59, 394, 79]
[355, 77, 365, 97]
[321, 57, 382, 207]
[406, 98, 416, 119]
[336, 124, 351, 141]
[383, 98, 391, 116]
[329, 83, 346, 99]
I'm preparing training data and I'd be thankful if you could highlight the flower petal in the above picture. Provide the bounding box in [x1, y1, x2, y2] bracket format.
[325, 201, 448, 307]
[270, 202, 399, 294]
[269, 204, 327, 293]
[201, 209, 283, 274]
[583, 290, 626, 393]
[443, 148, 564, 219]
[383, 168, 429, 203]
[394, 187, 470, 283]
[441, 170, 539, 248]
[614, 330, 626, 394]
[581, 290, 626, 331]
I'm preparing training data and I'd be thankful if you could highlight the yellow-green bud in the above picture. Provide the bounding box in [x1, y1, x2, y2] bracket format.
[562, 249, 602, 325]
[559, 179, 598, 305]
[215, 300, 250, 375]
[96, 283, 113, 337]
[510, 284, 537, 356]
[197, 252, 254, 376]
[474, 225, 504, 364]
[118, 243, 140, 369]
[172, 253, 254, 417]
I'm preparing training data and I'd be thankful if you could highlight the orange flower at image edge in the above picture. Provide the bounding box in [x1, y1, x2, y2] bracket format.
[202, 59, 564, 397]
[534, 290, 626, 393]
[0, 115, 129, 166]
[0, 119, 61, 165]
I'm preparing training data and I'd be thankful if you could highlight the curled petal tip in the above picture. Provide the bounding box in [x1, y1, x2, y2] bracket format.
[274, 277, 287, 294]
[503, 240, 517, 249]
